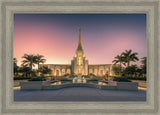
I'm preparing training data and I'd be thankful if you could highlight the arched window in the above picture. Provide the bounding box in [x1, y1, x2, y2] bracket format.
[67, 69, 70, 74]
[89, 69, 92, 73]
[100, 70, 103, 75]
[62, 69, 65, 75]
[94, 69, 98, 75]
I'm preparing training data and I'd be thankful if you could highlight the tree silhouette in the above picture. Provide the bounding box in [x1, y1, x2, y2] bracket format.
[14, 58, 19, 77]
[122, 65, 138, 77]
[21, 54, 37, 70]
[35, 54, 46, 70]
[141, 57, 147, 76]
[19, 65, 32, 77]
[112, 54, 125, 73]
[39, 66, 51, 75]
[122, 49, 139, 67]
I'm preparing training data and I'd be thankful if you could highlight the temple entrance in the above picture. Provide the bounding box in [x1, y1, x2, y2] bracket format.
[56, 70, 59, 76]
[78, 68, 82, 74]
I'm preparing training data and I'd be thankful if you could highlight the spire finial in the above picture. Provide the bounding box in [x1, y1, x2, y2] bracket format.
[79, 27, 81, 32]
[76, 27, 83, 52]
[79, 27, 81, 41]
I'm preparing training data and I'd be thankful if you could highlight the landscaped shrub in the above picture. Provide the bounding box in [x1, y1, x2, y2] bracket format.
[82, 75, 90, 78]
[29, 76, 47, 81]
[87, 78, 99, 81]
[63, 73, 70, 77]
[14, 76, 31, 80]
[86, 78, 98, 84]
[60, 78, 72, 81]
[69, 74, 76, 78]
[89, 73, 98, 78]
[113, 77, 131, 82]
[44, 76, 53, 80]
[126, 76, 146, 81]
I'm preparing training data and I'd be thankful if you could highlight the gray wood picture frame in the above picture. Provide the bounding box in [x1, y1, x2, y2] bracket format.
[0, 0, 159, 114]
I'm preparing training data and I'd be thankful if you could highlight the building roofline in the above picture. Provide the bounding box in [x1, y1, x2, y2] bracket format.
[40, 64, 71, 66]
[89, 64, 113, 66]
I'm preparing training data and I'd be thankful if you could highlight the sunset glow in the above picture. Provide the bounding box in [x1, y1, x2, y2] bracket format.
[14, 14, 146, 66]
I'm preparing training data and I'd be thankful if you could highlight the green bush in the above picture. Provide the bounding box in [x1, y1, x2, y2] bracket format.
[29, 76, 46, 81]
[89, 73, 98, 78]
[87, 78, 99, 81]
[14, 77, 31, 80]
[126, 76, 146, 81]
[60, 78, 71, 81]
[68, 74, 77, 78]
[82, 75, 90, 78]
[113, 77, 131, 82]
[63, 73, 70, 77]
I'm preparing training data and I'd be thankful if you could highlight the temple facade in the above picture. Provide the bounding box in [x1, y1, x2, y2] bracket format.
[41, 28, 115, 77]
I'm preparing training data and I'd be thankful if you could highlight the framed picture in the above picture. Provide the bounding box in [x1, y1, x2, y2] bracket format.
[0, 0, 159, 114]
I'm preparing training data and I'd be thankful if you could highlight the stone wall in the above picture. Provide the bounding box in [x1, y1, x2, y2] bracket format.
[20, 81, 43, 90]
[88, 64, 113, 76]
[40, 63, 114, 76]
[40, 64, 71, 76]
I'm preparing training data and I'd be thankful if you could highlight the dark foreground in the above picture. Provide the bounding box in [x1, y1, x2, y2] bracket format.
[14, 87, 146, 101]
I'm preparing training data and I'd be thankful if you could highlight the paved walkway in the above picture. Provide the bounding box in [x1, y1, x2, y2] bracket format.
[14, 87, 146, 101]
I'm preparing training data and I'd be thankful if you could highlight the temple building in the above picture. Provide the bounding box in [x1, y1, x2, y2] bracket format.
[41, 28, 115, 76]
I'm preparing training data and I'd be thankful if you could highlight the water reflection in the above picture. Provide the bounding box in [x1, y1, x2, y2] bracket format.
[50, 81, 108, 86]
[50, 81, 61, 85]
[98, 81, 108, 85]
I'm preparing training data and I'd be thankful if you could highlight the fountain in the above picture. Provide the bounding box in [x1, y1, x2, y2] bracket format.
[72, 73, 86, 83]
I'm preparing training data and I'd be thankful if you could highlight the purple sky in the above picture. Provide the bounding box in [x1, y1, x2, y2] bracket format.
[14, 14, 146, 66]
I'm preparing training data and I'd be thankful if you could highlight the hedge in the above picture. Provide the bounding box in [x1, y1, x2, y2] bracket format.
[14, 77, 31, 80]
[113, 77, 131, 82]
[126, 77, 146, 81]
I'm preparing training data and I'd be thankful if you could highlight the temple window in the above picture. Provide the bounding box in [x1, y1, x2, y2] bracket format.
[101, 70, 103, 75]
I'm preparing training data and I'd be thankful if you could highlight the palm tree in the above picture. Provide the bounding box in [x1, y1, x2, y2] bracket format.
[21, 54, 37, 70]
[39, 66, 51, 76]
[141, 57, 147, 77]
[112, 65, 121, 76]
[112, 54, 125, 73]
[122, 49, 139, 67]
[35, 54, 46, 70]
[14, 58, 17, 65]
[122, 65, 138, 77]
[19, 65, 32, 77]
[141, 57, 146, 66]
[14, 58, 19, 77]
